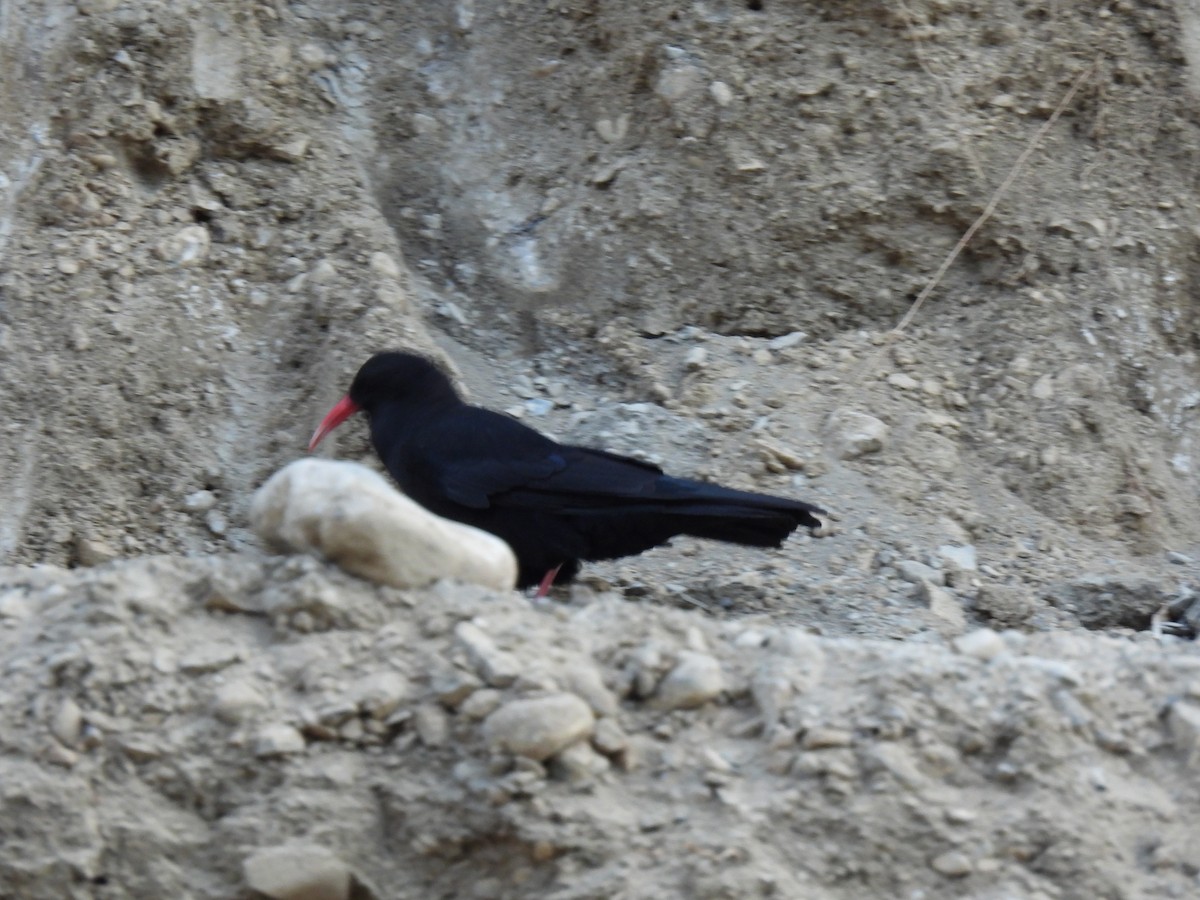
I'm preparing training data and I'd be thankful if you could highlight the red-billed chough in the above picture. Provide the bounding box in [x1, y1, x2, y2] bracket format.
[309, 351, 825, 595]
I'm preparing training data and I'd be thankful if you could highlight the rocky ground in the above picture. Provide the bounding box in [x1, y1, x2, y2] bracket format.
[2, 1, 1200, 898]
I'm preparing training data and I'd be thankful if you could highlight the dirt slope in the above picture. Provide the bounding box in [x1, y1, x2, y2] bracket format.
[1, 1, 1199, 898]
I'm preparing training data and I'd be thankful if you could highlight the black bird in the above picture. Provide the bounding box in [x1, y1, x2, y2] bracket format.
[309, 352, 825, 594]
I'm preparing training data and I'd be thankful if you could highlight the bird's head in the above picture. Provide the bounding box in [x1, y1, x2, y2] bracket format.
[308, 351, 457, 451]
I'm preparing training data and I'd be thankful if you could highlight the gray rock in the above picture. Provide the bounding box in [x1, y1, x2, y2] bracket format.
[1166, 701, 1200, 768]
[454, 621, 521, 687]
[826, 409, 889, 459]
[348, 671, 410, 719]
[919, 581, 967, 633]
[551, 740, 611, 782]
[75, 536, 118, 567]
[413, 704, 449, 747]
[591, 718, 629, 756]
[459, 688, 505, 720]
[483, 693, 595, 761]
[896, 560, 944, 586]
[561, 661, 619, 718]
[974, 583, 1035, 627]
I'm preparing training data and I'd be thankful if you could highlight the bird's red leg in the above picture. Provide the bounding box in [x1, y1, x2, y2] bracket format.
[535, 565, 562, 598]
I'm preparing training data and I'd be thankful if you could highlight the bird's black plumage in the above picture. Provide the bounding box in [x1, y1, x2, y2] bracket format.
[317, 351, 825, 590]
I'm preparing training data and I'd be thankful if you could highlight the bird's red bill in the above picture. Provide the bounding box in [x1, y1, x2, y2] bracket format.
[308, 395, 361, 451]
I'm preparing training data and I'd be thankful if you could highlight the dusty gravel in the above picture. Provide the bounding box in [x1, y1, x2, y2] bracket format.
[2, 1, 1200, 898]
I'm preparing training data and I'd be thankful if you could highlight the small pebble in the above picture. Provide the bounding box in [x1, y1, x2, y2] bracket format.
[930, 850, 973, 877]
[709, 80, 734, 106]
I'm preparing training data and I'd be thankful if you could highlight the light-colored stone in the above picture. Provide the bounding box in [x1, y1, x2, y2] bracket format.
[212, 681, 267, 725]
[459, 688, 504, 720]
[896, 560, 944, 586]
[1166, 701, 1200, 768]
[937, 544, 977, 571]
[826, 409, 889, 459]
[155, 224, 210, 265]
[75, 536, 118, 567]
[561, 662, 620, 718]
[591, 717, 629, 756]
[51, 698, 83, 747]
[954, 629, 1006, 661]
[454, 622, 521, 687]
[552, 739, 611, 782]
[251, 459, 517, 592]
[243, 843, 352, 900]
[482, 693, 595, 761]
[348, 671, 410, 719]
[919, 581, 967, 633]
[413, 703, 449, 747]
[709, 80, 734, 106]
[930, 850, 973, 877]
[255, 724, 306, 758]
[886, 372, 920, 390]
[653, 652, 724, 710]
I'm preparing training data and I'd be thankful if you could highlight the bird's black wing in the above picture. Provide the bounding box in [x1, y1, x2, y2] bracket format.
[404, 406, 665, 509]
[408, 406, 574, 509]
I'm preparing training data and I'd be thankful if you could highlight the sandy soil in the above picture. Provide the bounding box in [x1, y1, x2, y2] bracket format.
[2, 1, 1199, 898]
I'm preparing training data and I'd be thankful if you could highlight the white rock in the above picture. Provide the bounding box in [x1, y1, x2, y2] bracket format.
[709, 80, 734, 106]
[251, 459, 517, 592]
[482, 693, 595, 761]
[184, 489, 217, 511]
[768, 331, 806, 350]
[254, 724, 306, 758]
[1031, 373, 1055, 400]
[937, 544, 977, 571]
[155, 224, 211, 266]
[243, 843, 351, 900]
[212, 681, 267, 725]
[653, 652, 724, 710]
[826, 409, 889, 459]
[954, 629, 1006, 661]
[51, 698, 83, 747]
[348, 671, 410, 719]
